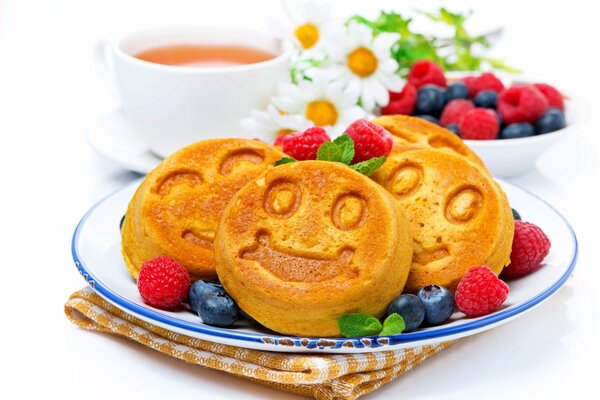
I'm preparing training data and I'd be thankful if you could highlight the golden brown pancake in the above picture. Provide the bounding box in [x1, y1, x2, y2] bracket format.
[372, 148, 513, 292]
[372, 115, 487, 169]
[215, 161, 413, 337]
[121, 139, 284, 281]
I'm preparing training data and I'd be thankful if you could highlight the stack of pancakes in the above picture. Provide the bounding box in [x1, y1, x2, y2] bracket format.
[121, 116, 513, 337]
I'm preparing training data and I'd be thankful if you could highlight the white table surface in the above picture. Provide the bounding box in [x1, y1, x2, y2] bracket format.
[1, 0, 598, 398]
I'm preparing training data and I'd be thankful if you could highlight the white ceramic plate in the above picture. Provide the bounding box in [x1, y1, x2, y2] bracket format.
[72, 179, 577, 353]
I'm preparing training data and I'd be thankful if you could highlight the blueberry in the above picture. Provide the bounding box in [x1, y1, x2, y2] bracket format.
[474, 90, 498, 108]
[188, 280, 225, 311]
[499, 123, 535, 139]
[496, 111, 504, 127]
[416, 85, 446, 116]
[198, 292, 239, 327]
[387, 294, 425, 332]
[535, 108, 566, 134]
[416, 285, 455, 326]
[119, 215, 125, 230]
[416, 115, 440, 125]
[445, 123, 461, 136]
[445, 82, 469, 102]
[512, 208, 522, 220]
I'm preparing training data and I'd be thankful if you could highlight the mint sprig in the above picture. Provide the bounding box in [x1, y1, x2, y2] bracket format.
[332, 134, 355, 165]
[338, 312, 406, 338]
[275, 156, 296, 166]
[350, 156, 387, 176]
[316, 141, 343, 162]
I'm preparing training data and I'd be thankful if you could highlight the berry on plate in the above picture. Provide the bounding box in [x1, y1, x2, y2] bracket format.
[408, 60, 447, 89]
[474, 90, 498, 108]
[499, 122, 535, 139]
[197, 292, 239, 327]
[533, 83, 564, 110]
[511, 208, 522, 220]
[281, 126, 330, 161]
[535, 108, 566, 134]
[137, 256, 191, 310]
[471, 72, 505, 96]
[416, 115, 440, 125]
[188, 280, 225, 311]
[382, 84, 417, 115]
[440, 99, 474, 126]
[498, 85, 549, 124]
[417, 285, 455, 326]
[503, 220, 551, 278]
[346, 119, 393, 163]
[458, 108, 499, 140]
[415, 85, 446, 116]
[460, 76, 477, 97]
[455, 265, 510, 317]
[445, 123, 460, 136]
[445, 81, 470, 102]
[387, 294, 425, 332]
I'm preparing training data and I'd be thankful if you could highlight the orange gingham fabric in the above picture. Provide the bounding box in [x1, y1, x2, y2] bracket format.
[65, 287, 453, 399]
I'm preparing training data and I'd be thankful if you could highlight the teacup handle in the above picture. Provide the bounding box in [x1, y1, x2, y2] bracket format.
[94, 41, 120, 100]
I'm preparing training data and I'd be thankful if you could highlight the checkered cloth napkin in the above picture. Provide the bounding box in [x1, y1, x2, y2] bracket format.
[65, 287, 453, 399]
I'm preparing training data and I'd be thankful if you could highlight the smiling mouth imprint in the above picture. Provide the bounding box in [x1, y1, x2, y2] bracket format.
[412, 239, 450, 265]
[239, 231, 356, 282]
[182, 229, 215, 250]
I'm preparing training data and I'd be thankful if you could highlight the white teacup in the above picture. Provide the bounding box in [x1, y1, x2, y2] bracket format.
[94, 26, 292, 158]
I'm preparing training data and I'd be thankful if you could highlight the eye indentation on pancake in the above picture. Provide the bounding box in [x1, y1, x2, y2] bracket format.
[154, 170, 202, 196]
[239, 231, 356, 282]
[412, 240, 450, 265]
[263, 180, 301, 218]
[445, 186, 484, 223]
[428, 135, 467, 156]
[331, 194, 367, 231]
[182, 229, 215, 249]
[219, 149, 265, 176]
[387, 163, 424, 197]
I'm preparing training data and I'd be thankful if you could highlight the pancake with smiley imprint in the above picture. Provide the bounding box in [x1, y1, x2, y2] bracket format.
[372, 148, 513, 293]
[372, 115, 487, 169]
[121, 139, 284, 281]
[215, 161, 413, 337]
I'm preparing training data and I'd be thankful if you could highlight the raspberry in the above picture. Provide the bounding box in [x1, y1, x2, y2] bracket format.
[382, 84, 417, 115]
[503, 221, 551, 278]
[274, 134, 286, 146]
[455, 266, 510, 317]
[460, 76, 477, 97]
[346, 119, 393, 163]
[281, 126, 330, 160]
[440, 99, 475, 126]
[471, 72, 505, 97]
[458, 108, 499, 140]
[533, 83, 564, 110]
[137, 256, 191, 310]
[407, 60, 447, 89]
[498, 85, 549, 124]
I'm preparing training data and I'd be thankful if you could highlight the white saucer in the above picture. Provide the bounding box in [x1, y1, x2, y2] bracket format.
[87, 109, 162, 174]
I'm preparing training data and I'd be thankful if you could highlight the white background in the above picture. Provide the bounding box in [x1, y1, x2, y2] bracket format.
[1, 0, 599, 398]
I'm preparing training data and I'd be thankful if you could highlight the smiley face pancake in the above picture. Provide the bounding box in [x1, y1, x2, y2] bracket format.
[215, 161, 413, 337]
[372, 115, 486, 169]
[121, 139, 284, 281]
[372, 148, 513, 292]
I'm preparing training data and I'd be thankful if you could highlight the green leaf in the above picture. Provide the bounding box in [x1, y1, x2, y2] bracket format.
[338, 313, 383, 338]
[380, 313, 406, 336]
[350, 156, 387, 176]
[332, 134, 355, 165]
[316, 141, 342, 162]
[275, 157, 296, 166]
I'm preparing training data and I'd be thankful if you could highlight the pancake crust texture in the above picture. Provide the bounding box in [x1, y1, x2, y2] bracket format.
[121, 138, 284, 281]
[215, 161, 413, 337]
[372, 148, 513, 292]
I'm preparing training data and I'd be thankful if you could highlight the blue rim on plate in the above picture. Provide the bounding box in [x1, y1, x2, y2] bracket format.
[72, 179, 578, 350]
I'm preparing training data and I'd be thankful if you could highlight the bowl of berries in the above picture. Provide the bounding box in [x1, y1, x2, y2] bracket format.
[382, 61, 585, 178]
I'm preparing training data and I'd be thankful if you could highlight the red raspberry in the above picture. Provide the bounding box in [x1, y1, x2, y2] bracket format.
[471, 72, 505, 97]
[503, 221, 551, 278]
[281, 127, 330, 160]
[460, 76, 477, 97]
[407, 60, 447, 89]
[533, 83, 564, 110]
[455, 266, 510, 317]
[458, 108, 499, 140]
[137, 256, 191, 310]
[498, 85, 549, 124]
[440, 99, 475, 126]
[346, 119, 393, 163]
[382, 84, 417, 115]
[274, 134, 286, 146]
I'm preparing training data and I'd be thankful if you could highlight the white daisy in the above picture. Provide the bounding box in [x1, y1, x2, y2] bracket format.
[241, 104, 312, 143]
[272, 73, 365, 137]
[326, 22, 404, 112]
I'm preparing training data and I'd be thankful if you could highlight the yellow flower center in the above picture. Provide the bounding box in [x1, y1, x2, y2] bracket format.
[294, 23, 319, 50]
[277, 128, 295, 136]
[305, 100, 338, 126]
[347, 47, 378, 77]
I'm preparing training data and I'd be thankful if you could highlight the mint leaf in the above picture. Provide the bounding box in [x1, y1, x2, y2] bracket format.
[332, 134, 355, 165]
[275, 157, 296, 166]
[338, 313, 383, 338]
[350, 156, 387, 176]
[316, 141, 342, 162]
[380, 313, 405, 336]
